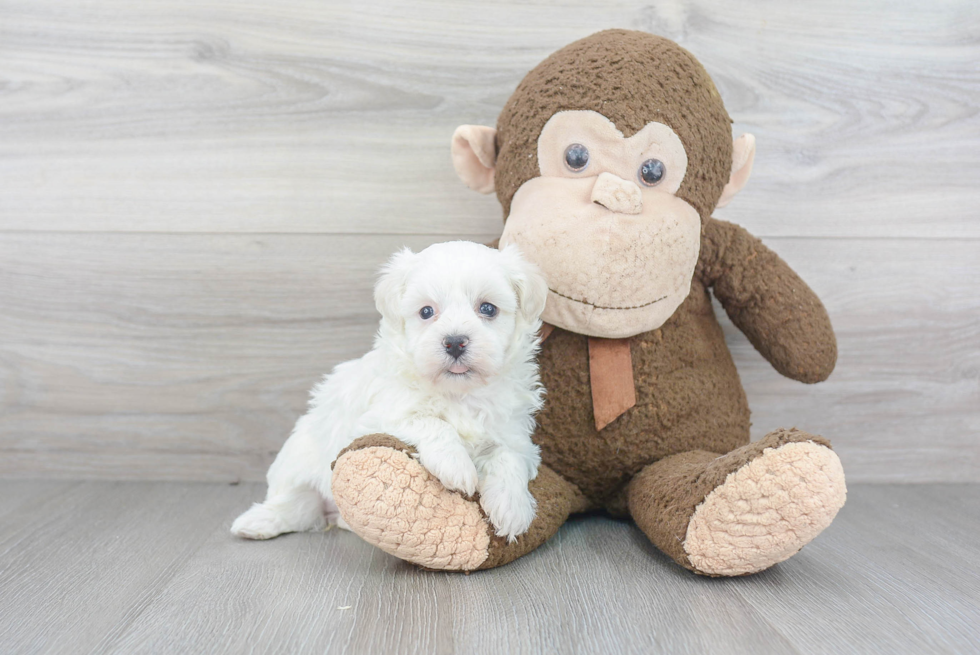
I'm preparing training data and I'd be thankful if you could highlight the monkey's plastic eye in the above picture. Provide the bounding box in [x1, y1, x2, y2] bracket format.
[564, 144, 590, 172]
[419, 306, 435, 320]
[639, 159, 666, 186]
[479, 302, 497, 318]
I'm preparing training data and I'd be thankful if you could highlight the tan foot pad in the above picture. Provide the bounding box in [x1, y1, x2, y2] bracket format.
[684, 441, 846, 576]
[332, 446, 491, 571]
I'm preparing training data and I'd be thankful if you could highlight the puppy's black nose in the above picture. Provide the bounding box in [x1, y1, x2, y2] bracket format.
[443, 335, 469, 360]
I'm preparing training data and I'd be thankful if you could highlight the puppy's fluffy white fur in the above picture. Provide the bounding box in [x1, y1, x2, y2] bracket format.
[231, 241, 548, 542]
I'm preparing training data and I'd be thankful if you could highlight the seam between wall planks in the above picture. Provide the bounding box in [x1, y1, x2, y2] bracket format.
[0, 231, 978, 241]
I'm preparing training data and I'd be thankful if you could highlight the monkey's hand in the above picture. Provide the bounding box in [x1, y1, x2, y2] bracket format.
[698, 218, 837, 383]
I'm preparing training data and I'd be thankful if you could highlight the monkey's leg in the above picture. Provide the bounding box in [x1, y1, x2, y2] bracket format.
[331, 434, 588, 571]
[627, 428, 846, 576]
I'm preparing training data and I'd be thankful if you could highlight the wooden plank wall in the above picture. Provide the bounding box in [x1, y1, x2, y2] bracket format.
[1, 0, 977, 482]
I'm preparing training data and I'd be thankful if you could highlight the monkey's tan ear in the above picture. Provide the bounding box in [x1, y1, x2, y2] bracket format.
[716, 133, 756, 209]
[451, 125, 497, 194]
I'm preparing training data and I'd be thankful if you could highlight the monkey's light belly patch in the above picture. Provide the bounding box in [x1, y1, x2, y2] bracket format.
[332, 446, 491, 571]
[684, 441, 846, 576]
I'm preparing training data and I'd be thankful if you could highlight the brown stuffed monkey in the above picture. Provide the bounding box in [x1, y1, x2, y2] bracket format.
[331, 29, 846, 576]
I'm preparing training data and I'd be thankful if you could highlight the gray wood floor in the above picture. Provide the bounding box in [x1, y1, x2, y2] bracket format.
[0, 482, 977, 654]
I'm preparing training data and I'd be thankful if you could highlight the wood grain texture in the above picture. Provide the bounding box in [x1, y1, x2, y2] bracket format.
[0, 481, 258, 655]
[733, 485, 980, 654]
[0, 233, 460, 481]
[0, 0, 977, 237]
[0, 482, 977, 654]
[1, 234, 977, 483]
[0, 0, 978, 483]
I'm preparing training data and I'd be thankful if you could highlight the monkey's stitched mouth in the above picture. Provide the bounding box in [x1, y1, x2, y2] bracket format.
[548, 288, 668, 311]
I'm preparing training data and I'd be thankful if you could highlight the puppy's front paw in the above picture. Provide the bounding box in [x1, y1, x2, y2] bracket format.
[419, 448, 479, 497]
[480, 484, 537, 542]
[231, 504, 287, 540]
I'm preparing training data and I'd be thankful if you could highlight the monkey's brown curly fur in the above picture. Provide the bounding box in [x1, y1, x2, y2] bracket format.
[533, 218, 837, 511]
[494, 29, 733, 221]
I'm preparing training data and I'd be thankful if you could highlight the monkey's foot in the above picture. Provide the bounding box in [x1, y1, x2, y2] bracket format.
[332, 434, 586, 571]
[630, 429, 847, 576]
[331, 435, 491, 570]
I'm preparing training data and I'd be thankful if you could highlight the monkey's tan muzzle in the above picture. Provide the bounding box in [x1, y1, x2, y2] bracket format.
[591, 172, 643, 215]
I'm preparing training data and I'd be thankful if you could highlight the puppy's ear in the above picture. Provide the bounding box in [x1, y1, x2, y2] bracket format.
[499, 244, 549, 326]
[374, 248, 417, 324]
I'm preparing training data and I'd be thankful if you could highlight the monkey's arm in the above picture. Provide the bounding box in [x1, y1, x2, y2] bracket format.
[697, 218, 837, 383]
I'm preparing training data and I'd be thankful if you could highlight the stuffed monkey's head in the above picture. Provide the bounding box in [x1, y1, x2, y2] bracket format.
[452, 30, 756, 338]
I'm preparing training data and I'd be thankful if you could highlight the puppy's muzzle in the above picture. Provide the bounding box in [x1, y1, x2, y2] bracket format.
[443, 335, 469, 360]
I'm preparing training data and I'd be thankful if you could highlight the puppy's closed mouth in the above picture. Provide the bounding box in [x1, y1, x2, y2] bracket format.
[445, 360, 475, 376]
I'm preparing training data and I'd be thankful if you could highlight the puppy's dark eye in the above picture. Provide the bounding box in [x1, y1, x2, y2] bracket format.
[564, 143, 589, 172]
[419, 306, 434, 320]
[638, 158, 666, 186]
[479, 302, 497, 318]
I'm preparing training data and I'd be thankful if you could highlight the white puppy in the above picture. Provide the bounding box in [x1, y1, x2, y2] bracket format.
[231, 241, 549, 542]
